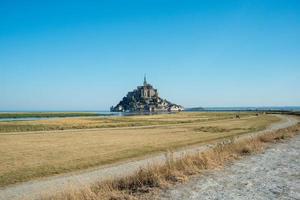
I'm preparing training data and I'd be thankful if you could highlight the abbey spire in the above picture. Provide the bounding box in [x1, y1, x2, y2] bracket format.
[143, 74, 147, 86]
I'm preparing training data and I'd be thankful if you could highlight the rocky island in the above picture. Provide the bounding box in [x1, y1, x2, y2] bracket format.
[110, 76, 184, 112]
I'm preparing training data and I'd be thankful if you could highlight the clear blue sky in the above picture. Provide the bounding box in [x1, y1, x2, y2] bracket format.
[1, 0, 299, 111]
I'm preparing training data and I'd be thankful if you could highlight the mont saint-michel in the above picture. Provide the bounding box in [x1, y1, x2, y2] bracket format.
[110, 77, 184, 112]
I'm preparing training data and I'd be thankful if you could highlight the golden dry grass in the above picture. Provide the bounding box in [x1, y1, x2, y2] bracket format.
[0, 112, 259, 133]
[0, 112, 279, 187]
[42, 123, 300, 200]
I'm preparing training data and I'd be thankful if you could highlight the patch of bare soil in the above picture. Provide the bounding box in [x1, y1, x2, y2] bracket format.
[159, 134, 300, 200]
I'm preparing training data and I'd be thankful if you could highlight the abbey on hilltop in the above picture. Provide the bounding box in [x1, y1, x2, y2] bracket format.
[110, 76, 184, 112]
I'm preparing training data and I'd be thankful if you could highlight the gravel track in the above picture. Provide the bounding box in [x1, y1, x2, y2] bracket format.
[159, 133, 300, 200]
[0, 115, 298, 200]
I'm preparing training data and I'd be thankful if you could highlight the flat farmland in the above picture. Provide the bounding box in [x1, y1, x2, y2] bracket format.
[0, 112, 261, 133]
[0, 112, 279, 187]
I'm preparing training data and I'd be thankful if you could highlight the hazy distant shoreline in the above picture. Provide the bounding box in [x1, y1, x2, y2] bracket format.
[0, 107, 299, 122]
[0, 106, 299, 113]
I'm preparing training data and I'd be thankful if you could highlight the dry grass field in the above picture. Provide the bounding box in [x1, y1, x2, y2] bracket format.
[44, 123, 300, 200]
[0, 112, 279, 187]
[0, 112, 259, 133]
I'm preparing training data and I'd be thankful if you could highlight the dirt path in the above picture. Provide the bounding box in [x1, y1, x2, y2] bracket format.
[159, 132, 300, 200]
[0, 115, 298, 200]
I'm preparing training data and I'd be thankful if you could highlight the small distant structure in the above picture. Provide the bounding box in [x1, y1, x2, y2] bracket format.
[110, 76, 184, 112]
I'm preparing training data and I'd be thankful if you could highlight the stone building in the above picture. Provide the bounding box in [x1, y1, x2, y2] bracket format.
[110, 76, 184, 112]
[139, 76, 158, 98]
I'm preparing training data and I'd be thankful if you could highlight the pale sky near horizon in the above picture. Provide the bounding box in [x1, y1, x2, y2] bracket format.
[1, 0, 300, 111]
